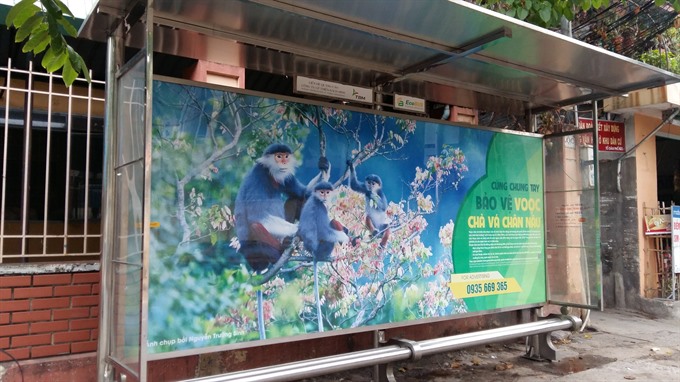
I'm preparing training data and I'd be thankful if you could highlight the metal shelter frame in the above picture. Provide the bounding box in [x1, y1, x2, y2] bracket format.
[77, 1, 680, 381]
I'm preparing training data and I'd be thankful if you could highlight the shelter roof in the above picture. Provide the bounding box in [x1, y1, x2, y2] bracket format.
[79, 0, 680, 115]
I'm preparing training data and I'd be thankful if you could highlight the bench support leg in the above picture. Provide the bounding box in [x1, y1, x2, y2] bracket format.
[376, 363, 397, 382]
[524, 332, 558, 361]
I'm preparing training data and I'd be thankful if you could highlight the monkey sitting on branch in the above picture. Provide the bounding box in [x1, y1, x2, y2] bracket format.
[346, 160, 391, 248]
[297, 181, 350, 262]
[234, 143, 330, 272]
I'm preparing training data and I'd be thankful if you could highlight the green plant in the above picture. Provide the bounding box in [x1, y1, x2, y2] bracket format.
[639, 49, 680, 74]
[5, 0, 90, 85]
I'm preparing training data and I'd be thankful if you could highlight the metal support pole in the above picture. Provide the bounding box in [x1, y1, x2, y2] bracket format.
[140, 2, 156, 380]
[97, 27, 123, 382]
[375, 85, 383, 111]
[592, 101, 603, 311]
[374, 330, 388, 382]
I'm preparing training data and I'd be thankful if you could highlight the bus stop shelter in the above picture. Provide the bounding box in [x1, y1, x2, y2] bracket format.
[78, 1, 680, 381]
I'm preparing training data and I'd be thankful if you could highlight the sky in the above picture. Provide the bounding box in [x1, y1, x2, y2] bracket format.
[1, 0, 97, 19]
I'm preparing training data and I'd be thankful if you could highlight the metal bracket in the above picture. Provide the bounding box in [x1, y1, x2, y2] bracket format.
[389, 338, 423, 361]
[562, 314, 581, 331]
[376, 330, 387, 344]
[662, 107, 680, 121]
[376, 338, 424, 382]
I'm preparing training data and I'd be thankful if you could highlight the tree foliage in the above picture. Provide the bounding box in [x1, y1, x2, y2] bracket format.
[5, 0, 90, 86]
[638, 28, 680, 73]
[473, 0, 680, 29]
[640, 49, 680, 73]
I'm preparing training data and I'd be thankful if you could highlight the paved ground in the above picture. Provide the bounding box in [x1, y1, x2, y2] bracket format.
[297, 308, 680, 381]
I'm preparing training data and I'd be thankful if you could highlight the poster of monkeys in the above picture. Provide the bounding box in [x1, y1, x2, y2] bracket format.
[147, 79, 546, 355]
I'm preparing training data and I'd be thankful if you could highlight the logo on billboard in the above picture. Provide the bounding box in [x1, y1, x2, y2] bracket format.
[352, 89, 367, 101]
[394, 94, 426, 113]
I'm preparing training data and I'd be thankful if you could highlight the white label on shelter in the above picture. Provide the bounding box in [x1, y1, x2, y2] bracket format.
[295, 76, 374, 104]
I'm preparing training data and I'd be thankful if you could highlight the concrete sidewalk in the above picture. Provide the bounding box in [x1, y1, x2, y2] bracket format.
[300, 308, 680, 381]
[509, 309, 680, 382]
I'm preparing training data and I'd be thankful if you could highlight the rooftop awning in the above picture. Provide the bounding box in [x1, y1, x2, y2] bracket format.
[79, 0, 680, 115]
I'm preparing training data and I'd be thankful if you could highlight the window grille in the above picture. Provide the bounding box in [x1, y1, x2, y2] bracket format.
[0, 59, 106, 263]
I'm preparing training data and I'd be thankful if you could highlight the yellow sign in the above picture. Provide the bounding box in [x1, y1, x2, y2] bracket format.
[448, 271, 522, 298]
[134, 221, 161, 229]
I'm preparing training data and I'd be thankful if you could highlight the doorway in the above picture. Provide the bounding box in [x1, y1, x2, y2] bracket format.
[656, 136, 680, 206]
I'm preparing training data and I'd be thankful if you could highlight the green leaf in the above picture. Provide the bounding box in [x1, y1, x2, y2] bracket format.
[40, 44, 56, 66]
[592, 0, 602, 8]
[538, 6, 552, 23]
[15, 13, 44, 42]
[42, 0, 63, 17]
[47, 20, 65, 53]
[11, 3, 42, 28]
[61, 58, 77, 86]
[5, 0, 38, 26]
[53, 0, 74, 17]
[41, 44, 66, 72]
[48, 51, 67, 72]
[57, 17, 77, 36]
[67, 46, 91, 82]
[517, 7, 529, 20]
[210, 232, 218, 246]
[31, 33, 50, 53]
[21, 28, 49, 53]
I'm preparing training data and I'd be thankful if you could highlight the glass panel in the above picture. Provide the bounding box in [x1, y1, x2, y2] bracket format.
[544, 131, 602, 308]
[108, 55, 146, 378]
[110, 261, 142, 375]
[113, 161, 144, 265]
[545, 191, 597, 247]
[116, 58, 146, 167]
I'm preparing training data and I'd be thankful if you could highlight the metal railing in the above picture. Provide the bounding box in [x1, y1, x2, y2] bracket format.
[184, 315, 582, 382]
[0, 59, 106, 262]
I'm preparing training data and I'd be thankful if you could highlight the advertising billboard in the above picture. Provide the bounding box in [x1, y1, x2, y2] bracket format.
[147, 79, 545, 356]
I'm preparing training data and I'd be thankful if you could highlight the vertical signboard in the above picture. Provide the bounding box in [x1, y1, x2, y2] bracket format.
[450, 135, 545, 312]
[673, 206, 680, 274]
[147, 79, 545, 356]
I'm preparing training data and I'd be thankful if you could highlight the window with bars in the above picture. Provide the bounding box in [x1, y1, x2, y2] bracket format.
[0, 60, 106, 263]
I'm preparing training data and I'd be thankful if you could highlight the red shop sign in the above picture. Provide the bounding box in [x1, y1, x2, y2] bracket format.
[577, 118, 625, 152]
